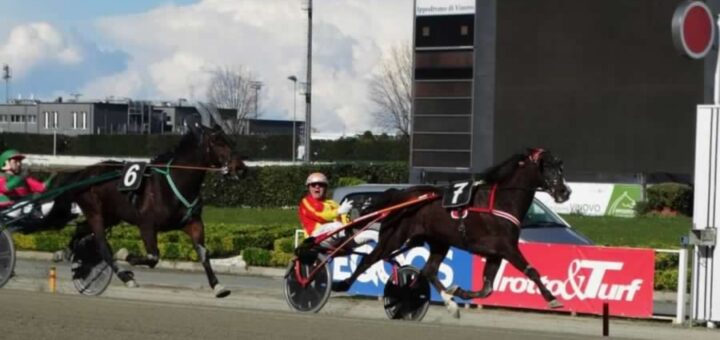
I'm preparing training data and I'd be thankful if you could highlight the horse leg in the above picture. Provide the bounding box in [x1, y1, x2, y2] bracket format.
[503, 247, 563, 309]
[450, 255, 502, 300]
[184, 219, 230, 298]
[421, 242, 460, 318]
[87, 215, 137, 288]
[332, 231, 407, 292]
[126, 225, 160, 268]
[53, 221, 91, 263]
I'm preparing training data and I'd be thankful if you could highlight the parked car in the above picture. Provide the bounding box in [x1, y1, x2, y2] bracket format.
[332, 184, 593, 245]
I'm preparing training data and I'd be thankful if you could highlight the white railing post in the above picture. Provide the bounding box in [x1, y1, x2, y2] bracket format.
[676, 248, 688, 324]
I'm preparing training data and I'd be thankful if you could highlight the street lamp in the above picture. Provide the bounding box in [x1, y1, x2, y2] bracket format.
[288, 75, 298, 162]
[250, 81, 263, 120]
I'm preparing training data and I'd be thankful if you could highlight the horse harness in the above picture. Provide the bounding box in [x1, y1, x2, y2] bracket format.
[119, 160, 200, 224]
[443, 180, 521, 242]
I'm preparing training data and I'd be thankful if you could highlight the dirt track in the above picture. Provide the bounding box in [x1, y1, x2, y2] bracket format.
[1, 289, 614, 340]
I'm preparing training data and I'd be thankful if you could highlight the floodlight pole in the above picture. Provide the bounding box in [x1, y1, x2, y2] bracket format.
[303, 0, 313, 162]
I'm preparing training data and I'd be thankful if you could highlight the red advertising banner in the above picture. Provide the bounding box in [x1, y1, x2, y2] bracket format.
[471, 243, 655, 318]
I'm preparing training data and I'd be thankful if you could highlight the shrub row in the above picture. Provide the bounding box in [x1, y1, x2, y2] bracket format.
[11, 223, 297, 260]
[202, 162, 408, 207]
[635, 182, 693, 217]
[0, 132, 408, 161]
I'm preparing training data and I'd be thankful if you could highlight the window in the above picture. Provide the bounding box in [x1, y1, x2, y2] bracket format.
[81, 112, 87, 130]
[44, 112, 49, 129]
[53, 111, 58, 128]
[28, 115, 36, 123]
[72, 112, 78, 129]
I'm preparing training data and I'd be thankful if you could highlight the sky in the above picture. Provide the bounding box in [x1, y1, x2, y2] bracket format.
[0, 0, 414, 135]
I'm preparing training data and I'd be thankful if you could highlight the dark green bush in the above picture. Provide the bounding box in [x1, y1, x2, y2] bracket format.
[242, 247, 271, 267]
[274, 237, 295, 254]
[270, 250, 294, 267]
[202, 162, 407, 207]
[635, 183, 693, 216]
[1, 132, 408, 161]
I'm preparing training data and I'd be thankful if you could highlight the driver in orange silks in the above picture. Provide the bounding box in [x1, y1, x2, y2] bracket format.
[298, 172, 377, 247]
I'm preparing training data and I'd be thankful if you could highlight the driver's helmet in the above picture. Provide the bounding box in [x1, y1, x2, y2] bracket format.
[0, 149, 25, 171]
[305, 172, 328, 186]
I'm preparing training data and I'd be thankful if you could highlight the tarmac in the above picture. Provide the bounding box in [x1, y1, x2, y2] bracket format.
[8, 250, 720, 340]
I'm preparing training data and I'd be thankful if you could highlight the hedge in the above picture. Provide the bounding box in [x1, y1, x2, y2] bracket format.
[635, 182, 693, 216]
[202, 162, 408, 207]
[11, 223, 297, 260]
[0, 132, 408, 161]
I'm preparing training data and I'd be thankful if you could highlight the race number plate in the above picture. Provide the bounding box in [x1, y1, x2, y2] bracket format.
[118, 162, 147, 191]
[442, 179, 474, 208]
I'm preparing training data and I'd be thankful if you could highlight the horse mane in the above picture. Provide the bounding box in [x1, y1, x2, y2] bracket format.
[151, 131, 199, 163]
[476, 153, 526, 183]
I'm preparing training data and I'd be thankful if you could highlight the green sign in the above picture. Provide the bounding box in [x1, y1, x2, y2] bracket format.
[606, 184, 642, 217]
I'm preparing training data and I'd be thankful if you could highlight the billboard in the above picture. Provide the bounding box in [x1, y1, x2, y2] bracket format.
[333, 243, 655, 318]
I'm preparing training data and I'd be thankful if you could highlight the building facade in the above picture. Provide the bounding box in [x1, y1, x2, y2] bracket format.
[0, 99, 299, 136]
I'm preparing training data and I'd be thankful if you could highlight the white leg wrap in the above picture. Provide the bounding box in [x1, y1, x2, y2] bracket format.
[441, 289, 461, 318]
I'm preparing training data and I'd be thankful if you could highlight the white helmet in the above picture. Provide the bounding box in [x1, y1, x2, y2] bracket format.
[305, 172, 328, 186]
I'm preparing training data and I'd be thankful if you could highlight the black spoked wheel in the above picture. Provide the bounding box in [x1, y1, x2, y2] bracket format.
[0, 228, 16, 288]
[283, 258, 332, 313]
[71, 234, 113, 296]
[383, 265, 431, 321]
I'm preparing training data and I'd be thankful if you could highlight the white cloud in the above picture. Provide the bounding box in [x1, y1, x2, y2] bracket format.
[88, 0, 413, 133]
[80, 69, 145, 99]
[0, 22, 83, 77]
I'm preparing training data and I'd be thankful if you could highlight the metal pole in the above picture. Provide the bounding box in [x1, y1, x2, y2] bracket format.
[677, 247, 688, 325]
[288, 76, 298, 162]
[304, 0, 313, 163]
[293, 81, 297, 162]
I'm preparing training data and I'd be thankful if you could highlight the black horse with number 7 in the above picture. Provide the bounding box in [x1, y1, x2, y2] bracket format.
[45, 123, 246, 297]
[331, 149, 571, 317]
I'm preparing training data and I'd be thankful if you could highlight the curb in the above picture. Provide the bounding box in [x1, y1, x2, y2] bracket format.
[16, 250, 286, 278]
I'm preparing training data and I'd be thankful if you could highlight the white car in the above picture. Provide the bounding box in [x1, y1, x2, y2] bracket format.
[332, 184, 593, 245]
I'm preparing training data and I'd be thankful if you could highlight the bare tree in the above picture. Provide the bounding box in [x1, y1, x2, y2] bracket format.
[369, 43, 412, 137]
[206, 66, 262, 134]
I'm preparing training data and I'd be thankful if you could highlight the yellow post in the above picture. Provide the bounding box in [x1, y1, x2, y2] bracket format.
[48, 266, 56, 293]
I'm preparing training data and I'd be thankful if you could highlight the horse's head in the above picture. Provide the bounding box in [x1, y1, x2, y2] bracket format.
[527, 149, 571, 203]
[191, 123, 247, 179]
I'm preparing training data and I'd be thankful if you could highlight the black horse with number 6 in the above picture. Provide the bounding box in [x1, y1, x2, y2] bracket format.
[331, 149, 571, 317]
[46, 123, 246, 297]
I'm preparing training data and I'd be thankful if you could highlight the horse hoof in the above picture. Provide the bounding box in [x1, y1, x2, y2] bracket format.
[548, 299, 563, 309]
[447, 301, 461, 319]
[214, 285, 231, 298]
[125, 279, 139, 288]
[115, 248, 129, 261]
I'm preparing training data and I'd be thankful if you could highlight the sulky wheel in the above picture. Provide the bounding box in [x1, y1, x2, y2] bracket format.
[383, 265, 431, 321]
[283, 258, 332, 313]
[0, 228, 16, 288]
[71, 234, 113, 296]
